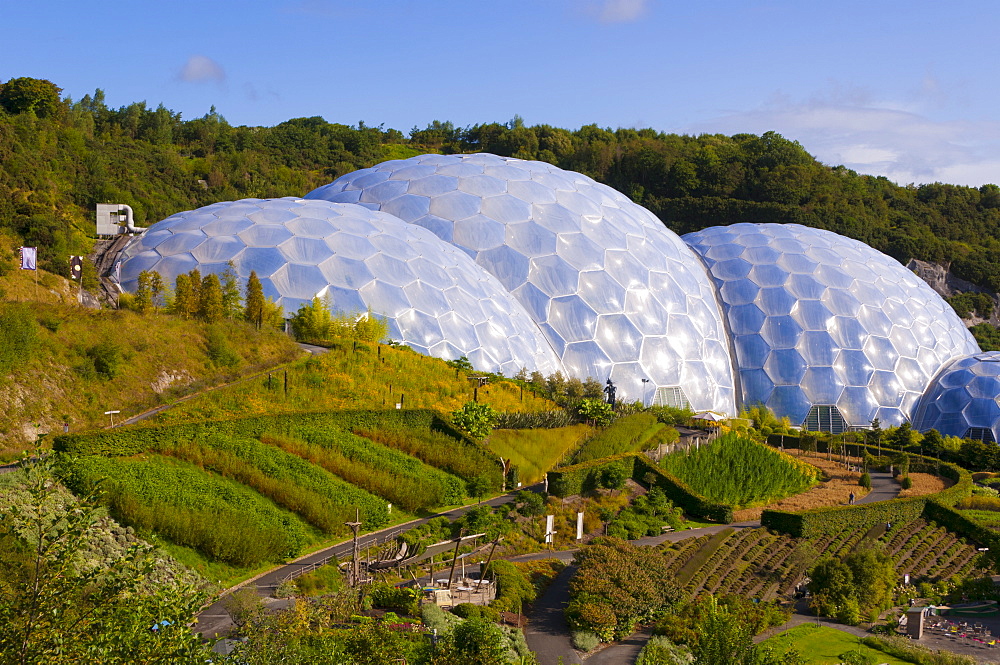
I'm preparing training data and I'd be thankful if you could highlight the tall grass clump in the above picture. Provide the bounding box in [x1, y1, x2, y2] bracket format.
[660, 433, 819, 508]
[58, 454, 308, 566]
[571, 413, 673, 464]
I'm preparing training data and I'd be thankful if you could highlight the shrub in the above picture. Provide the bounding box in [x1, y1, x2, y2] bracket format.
[368, 583, 419, 615]
[572, 631, 601, 652]
[205, 325, 241, 368]
[901, 475, 913, 490]
[860, 472, 872, 489]
[86, 340, 122, 379]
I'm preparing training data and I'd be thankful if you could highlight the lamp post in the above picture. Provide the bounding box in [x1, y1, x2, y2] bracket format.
[641, 378, 651, 407]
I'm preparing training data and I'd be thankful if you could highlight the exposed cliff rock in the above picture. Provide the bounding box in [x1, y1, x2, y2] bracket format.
[907, 259, 1000, 327]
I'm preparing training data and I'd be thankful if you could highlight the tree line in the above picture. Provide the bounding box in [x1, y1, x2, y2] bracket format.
[4, 76, 1000, 298]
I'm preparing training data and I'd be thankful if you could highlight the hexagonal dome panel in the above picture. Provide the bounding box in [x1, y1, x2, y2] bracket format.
[683, 223, 980, 427]
[117, 197, 562, 377]
[307, 153, 735, 412]
[913, 353, 1000, 441]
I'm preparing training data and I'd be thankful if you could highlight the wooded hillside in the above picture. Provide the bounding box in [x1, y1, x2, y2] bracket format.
[3, 76, 1000, 292]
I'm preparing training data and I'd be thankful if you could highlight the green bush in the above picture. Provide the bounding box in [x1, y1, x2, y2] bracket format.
[860, 472, 872, 489]
[901, 475, 913, 490]
[572, 631, 601, 652]
[485, 560, 536, 614]
[205, 325, 241, 368]
[0, 304, 38, 375]
[368, 583, 419, 615]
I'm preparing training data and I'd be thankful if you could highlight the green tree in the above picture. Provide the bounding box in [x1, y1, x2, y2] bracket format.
[220, 262, 242, 319]
[290, 296, 333, 341]
[0, 77, 62, 117]
[0, 454, 209, 664]
[244, 270, 266, 329]
[198, 273, 224, 323]
[451, 401, 499, 439]
[578, 397, 614, 426]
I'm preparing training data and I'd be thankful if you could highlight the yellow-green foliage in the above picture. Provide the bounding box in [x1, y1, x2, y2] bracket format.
[151, 339, 555, 425]
[58, 454, 313, 567]
[0, 302, 299, 456]
[660, 433, 819, 508]
[488, 425, 593, 484]
[572, 413, 672, 464]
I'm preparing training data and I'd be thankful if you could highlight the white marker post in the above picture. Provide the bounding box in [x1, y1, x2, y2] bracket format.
[576, 512, 584, 540]
[104, 410, 121, 428]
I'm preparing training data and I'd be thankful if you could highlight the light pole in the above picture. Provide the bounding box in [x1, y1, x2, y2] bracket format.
[104, 410, 121, 428]
[641, 378, 651, 407]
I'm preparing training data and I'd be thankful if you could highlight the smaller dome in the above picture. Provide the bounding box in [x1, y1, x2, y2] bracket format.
[913, 353, 1000, 442]
[117, 197, 563, 377]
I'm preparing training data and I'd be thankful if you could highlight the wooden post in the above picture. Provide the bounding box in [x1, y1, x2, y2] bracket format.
[447, 530, 465, 589]
[346, 510, 362, 587]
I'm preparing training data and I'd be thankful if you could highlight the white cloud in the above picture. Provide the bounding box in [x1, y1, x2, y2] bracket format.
[178, 55, 226, 84]
[687, 92, 1000, 187]
[598, 0, 649, 23]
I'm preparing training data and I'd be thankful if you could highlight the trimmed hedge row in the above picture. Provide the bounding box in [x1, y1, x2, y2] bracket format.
[761, 459, 973, 538]
[546, 452, 734, 523]
[923, 500, 999, 548]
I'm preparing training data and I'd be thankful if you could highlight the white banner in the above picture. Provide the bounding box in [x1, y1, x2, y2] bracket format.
[19, 247, 37, 270]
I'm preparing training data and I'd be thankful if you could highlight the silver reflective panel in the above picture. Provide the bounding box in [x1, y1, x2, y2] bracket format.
[307, 154, 735, 412]
[117, 197, 562, 377]
[684, 223, 980, 427]
[913, 353, 1000, 441]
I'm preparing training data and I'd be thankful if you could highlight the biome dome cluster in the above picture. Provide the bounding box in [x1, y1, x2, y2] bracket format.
[117, 153, 996, 439]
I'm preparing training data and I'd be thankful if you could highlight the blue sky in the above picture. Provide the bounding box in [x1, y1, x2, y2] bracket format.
[4, 0, 1000, 187]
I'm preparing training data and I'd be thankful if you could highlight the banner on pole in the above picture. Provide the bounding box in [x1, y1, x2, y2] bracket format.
[69, 256, 83, 280]
[19, 247, 37, 271]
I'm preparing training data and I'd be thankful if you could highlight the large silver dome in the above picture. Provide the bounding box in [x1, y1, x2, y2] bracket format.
[683, 223, 980, 428]
[306, 153, 736, 412]
[118, 197, 563, 377]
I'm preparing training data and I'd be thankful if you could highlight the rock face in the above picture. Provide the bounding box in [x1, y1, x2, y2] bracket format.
[906, 259, 1000, 327]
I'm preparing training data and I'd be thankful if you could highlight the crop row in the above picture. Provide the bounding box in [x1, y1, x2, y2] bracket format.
[654, 519, 984, 603]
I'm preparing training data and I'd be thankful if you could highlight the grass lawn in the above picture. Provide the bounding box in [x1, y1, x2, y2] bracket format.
[763, 624, 915, 664]
[487, 425, 593, 484]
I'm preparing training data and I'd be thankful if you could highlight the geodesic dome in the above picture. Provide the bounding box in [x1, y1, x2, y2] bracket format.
[913, 353, 1000, 442]
[117, 197, 564, 377]
[682, 223, 980, 429]
[306, 153, 736, 412]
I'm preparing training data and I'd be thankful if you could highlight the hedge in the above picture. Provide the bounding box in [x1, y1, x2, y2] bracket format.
[761, 458, 973, 538]
[546, 452, 734, 523]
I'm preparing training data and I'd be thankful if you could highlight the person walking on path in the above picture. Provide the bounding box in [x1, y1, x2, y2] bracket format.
[849, 491, 855, 505]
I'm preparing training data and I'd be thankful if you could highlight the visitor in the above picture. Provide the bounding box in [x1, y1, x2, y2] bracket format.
[849, 492, 855, 505]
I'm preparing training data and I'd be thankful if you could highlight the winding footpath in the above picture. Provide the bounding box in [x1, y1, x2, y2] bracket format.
[522, 470, 901, 665]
